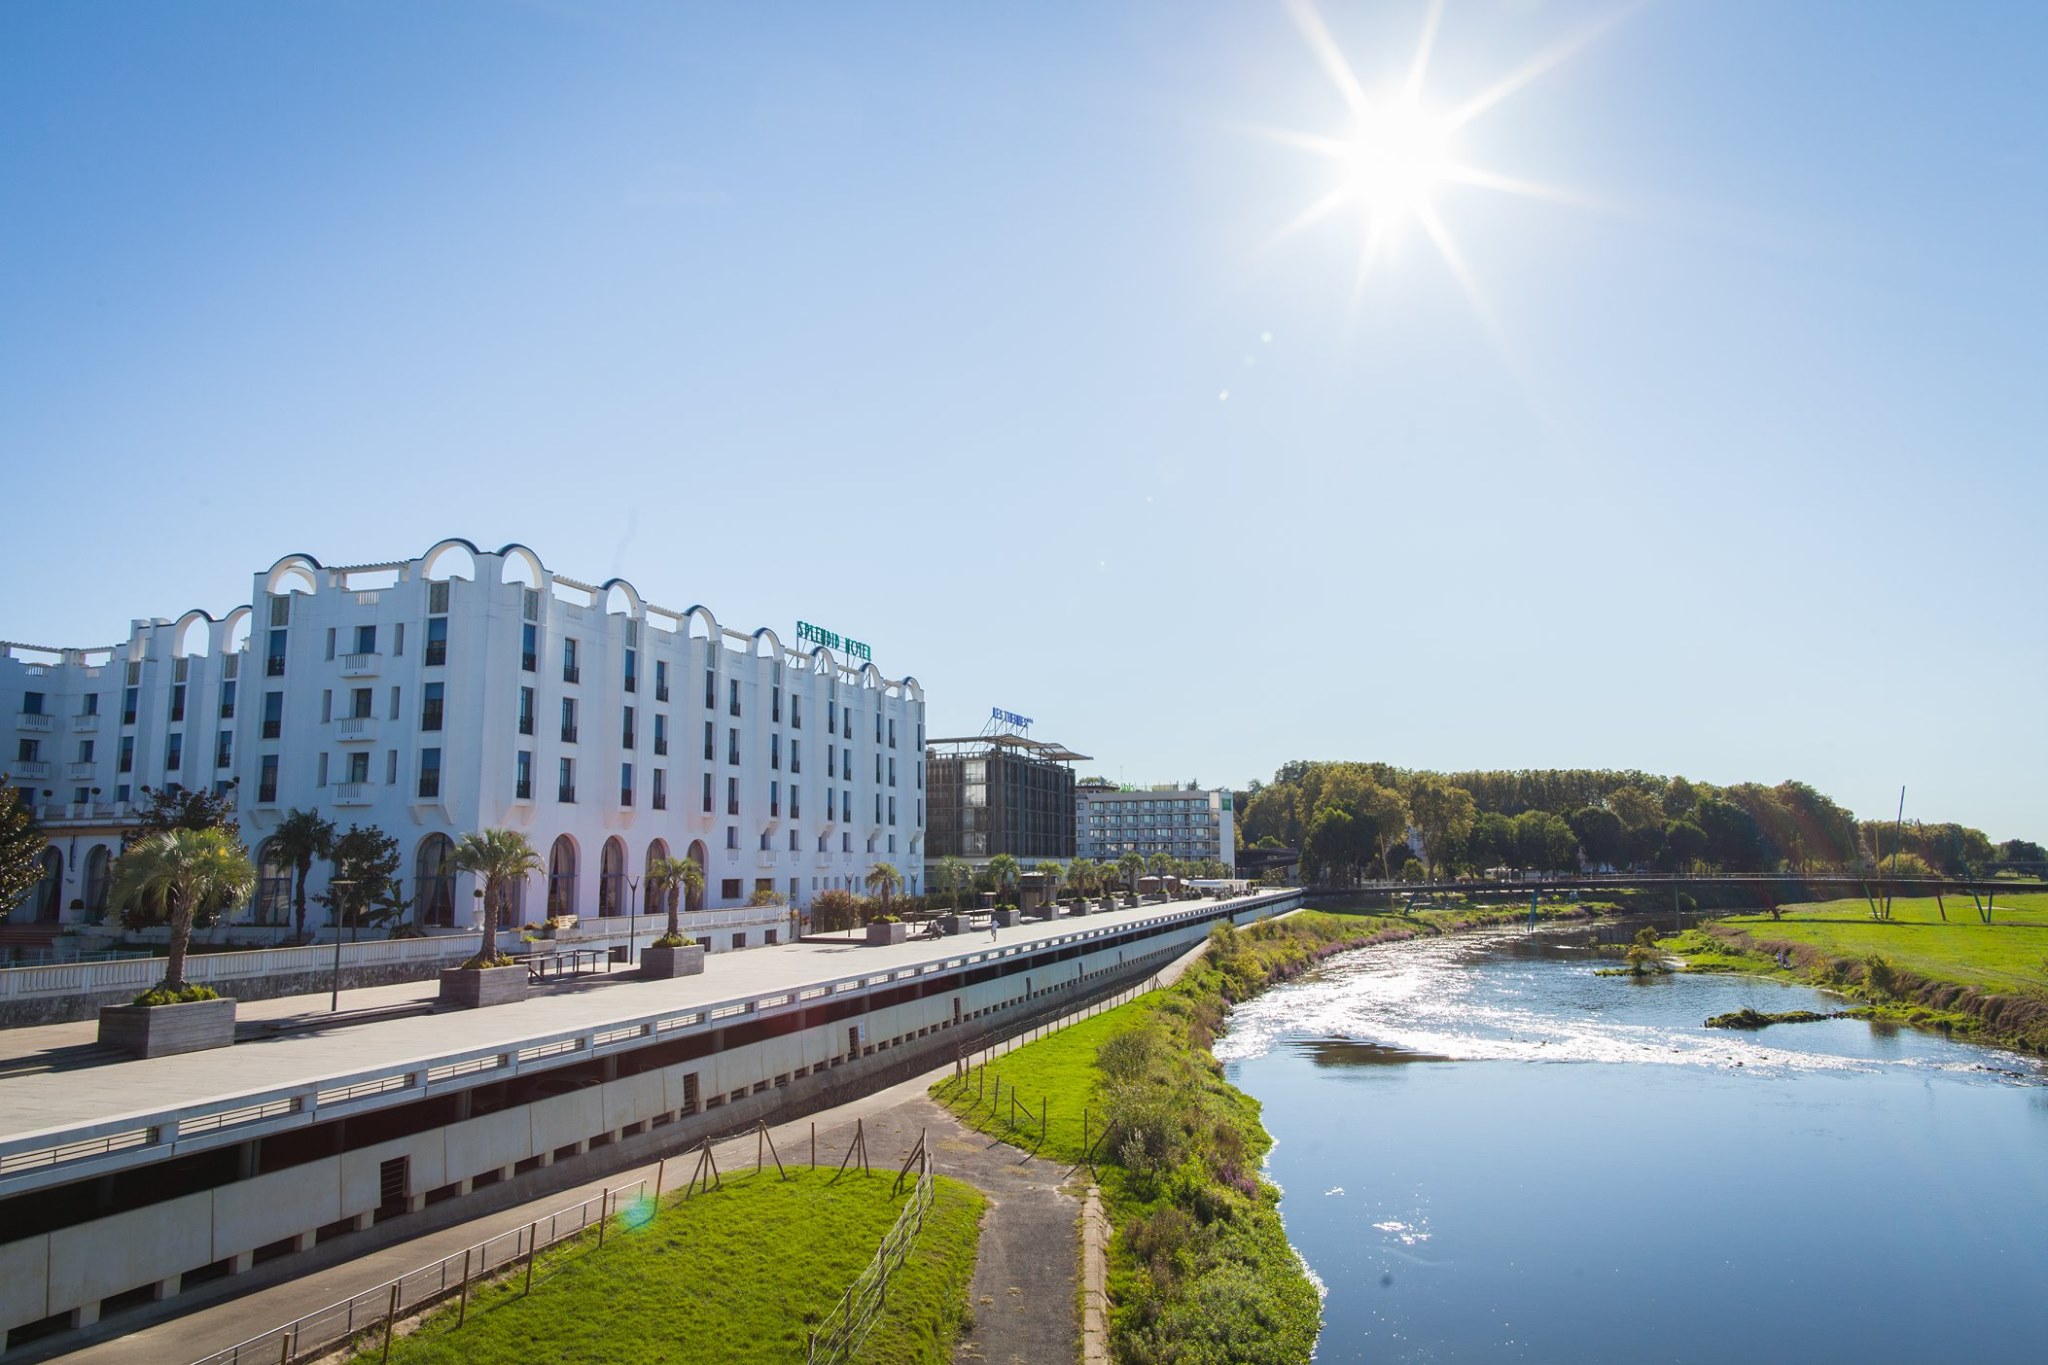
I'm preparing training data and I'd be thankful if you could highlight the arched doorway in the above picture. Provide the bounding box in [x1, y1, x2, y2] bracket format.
[416, 834, 456, 928]
[644, 839, 670, 915]
[83, 844, 112, 918]
[598, 837, 626, 917]
[547, 836, 578, 917]
[32, 849, 63, 923]
[685, 840, 709, 912]
[254, 839, 291, 926]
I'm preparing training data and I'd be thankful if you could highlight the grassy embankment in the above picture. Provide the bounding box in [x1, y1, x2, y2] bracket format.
[930, 902, 1604, 1365]
[346, 1167, 983, 1365]
[1663, 894, 2048, 1053]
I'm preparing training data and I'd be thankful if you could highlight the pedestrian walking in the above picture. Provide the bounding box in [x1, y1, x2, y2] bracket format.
[989, 918, 999, 941]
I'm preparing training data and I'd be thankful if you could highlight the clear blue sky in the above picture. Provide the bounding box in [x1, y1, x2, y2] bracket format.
[3, 2, 2043, 840]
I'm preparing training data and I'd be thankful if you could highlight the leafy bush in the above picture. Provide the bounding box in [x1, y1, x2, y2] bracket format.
[811, 889, 862, 932]
[458, 951, 517, 971]
[131, 982, 220, 1006]
[652, 933, 692, 949]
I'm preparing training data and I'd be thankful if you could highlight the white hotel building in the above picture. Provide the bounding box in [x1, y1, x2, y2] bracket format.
[1, 540, 925, 948]
[1074, 783, 1235, 870]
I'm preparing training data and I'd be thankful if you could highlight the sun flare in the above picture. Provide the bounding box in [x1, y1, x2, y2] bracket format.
[1341, 99, 1453, 223]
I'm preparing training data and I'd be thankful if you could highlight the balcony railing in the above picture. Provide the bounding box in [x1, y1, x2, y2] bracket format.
[66, 762, 95, 780]
[558, 785, 577, 803]
[562, 665, 580, 685]
[333, 783, 370, 806]
[14, 713, 52, 732]
[339, 652, 379, 677]
[8, 761, 51, 781]
[335, 716, 375, 742]
[70, 714, 99, 732]
[266, 656, 286, 677]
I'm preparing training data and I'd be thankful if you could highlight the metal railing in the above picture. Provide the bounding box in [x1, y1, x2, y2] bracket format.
[808, 1148, 936, 1365]
[188, 1176, 650, 1365]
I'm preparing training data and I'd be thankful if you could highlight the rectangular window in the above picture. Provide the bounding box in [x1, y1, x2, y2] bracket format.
[122, 687, 138, 726]
[875, 713, 882, 745]
[652, 768, 667, 811]
[324, 628, 336, 662]
[173, 657, 189, 684]
[828, 699, 837, 732]
[559, 757, 576, 803]
[725, 828, 738, 852]
[215, 731, 232, 769]
[258, 754, 279, 803]
[705, 668, 716, 709]
[561, 697, 578, 743]
[727, 776, 740, 816]
[83, 693, 100, 716]
[875, 754, 883, 784]
[622, 705, 635, 749]
[418, 747, 442, 799]
[118, 736, 134, 773]
[262, 691, 284, 740]
[827, 746, 836, 779]
[76, 738, 93, 763]
[888, 717, 896, 749]
[888, 796, 896, 826]
[729, 728, 740, 765]
[620, 762, 634, 807]
[518, 686, 535, 735]
[355, 624, 378, 655]
[18, 691, 42, 717]
[521, 623, 537, 672]
[791, 784, 801, 820]
[267, 628, 287, 676]
[393, 622, 404, 657]
[655, 659, 669, 702]
[760, 829, 772, 851]
[843, 707, 852, 740]
[429, 579, 451, 614]
[388, 685, 400, 720]
[421, 682, 444, 731]
[516, 750, 533, 800]
[219, 680, 236, 719]
[704, 720, 715, 760]
[387, 749, 398, 784]
[771, 780, 780, 818]
[523, 588, 540, 621]
[772, 685, 781, 723]
[842, 748, 852, 779]
[653, 713, 668, 755]
[791, 694, 801, 729]
[791, 739, 801, 773]
[317, 751, 329, 786]
[703, 771, 713, 813]
[771, 733, 781, 770]
[169, 685, 185, 723]
[789, 829, 800, 852]
[350, 687, 372, 719]
[888, 756, 896, 787]
[563, 637, 580, 684]
[322, 689, 334, 723]
[875, 794, 883, 824]
[729, 678, 741, 716]
[424, 617, 447, 667]
[827, 788, 836, 822]
[15, 738, 37, 764]
[624, 648, 638, 694]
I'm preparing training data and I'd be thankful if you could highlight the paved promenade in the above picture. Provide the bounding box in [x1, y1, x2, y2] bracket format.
[0, 894, 1275, 1148]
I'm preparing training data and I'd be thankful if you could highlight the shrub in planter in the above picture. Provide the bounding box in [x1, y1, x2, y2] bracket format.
[643, 938, 708, 978]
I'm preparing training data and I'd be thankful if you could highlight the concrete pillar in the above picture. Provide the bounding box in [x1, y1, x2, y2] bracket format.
[293, 1231, 317, 1253]
[353, 1211, 375, 1231]
[536, 1150, 555, 1168]
[70, 1302, 101, 1329]
[456, 1178, 473, 1197]
[496, 1165, 514, 1184]
[229, 1251, 254, 1275]
[151, 1277, 179, 1302]
[405, 1194, 426, 1214]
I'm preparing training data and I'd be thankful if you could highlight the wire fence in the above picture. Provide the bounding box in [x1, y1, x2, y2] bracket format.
[188, 1176, 649, 1365]
[806, 1142, 936, 1365]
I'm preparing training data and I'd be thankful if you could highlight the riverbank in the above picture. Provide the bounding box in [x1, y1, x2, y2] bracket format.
[931, 905, 1584, 1365]
[1662, 894, 2048, 1054]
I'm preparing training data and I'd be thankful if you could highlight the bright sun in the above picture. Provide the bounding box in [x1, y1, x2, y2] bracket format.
[1265, 0, 1628, 321]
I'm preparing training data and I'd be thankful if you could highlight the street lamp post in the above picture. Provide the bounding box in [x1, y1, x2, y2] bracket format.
[623, 876, 641, 972]
[328, 879, 355, 1012]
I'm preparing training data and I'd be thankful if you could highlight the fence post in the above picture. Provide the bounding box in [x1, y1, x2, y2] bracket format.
[655, 1157, 666, 1202]
[456, 1246, 473, 1326]
[278, 1332, 290, 1365]
[379, 1282, 399, 1364]
[524, 1221, 539, 1295]
[597, 1189, 609, 1247]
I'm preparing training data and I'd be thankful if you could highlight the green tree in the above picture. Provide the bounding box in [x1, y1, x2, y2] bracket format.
[133, 781, 238, 835]
[1467, 811, 1515, 872]
[646, 854, 704, 944]
[450, 828, 542, 966]
[865, 862, 904, 914]
[1407, 776, 1476, 876]
[1607, 786, 1665, 834]
[315, 824, 407, 933]
[109, 828, 256, 994]
[0, 776, 47, 919]
[1660, 819, 1709, 872]
[1117, 851, 1145, 895]
[936, 855, 970, 910]
[1511, 810, 1577, 872]
[987, 854, 1021, 905]
[271, 807, 336, 942]
[1357, 782, 1412, 881]
[1693, 797, 1770, 872]
[810, 888, 861, 932]
[1567, 806, 1626, 870]
[1037, 860, 1064, 905]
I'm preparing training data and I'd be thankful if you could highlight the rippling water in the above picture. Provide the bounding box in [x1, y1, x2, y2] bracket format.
[1219, 919, 2048, 1364]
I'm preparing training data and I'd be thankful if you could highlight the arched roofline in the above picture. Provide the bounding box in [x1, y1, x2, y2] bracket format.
[751, 626, 782, 656]
[681, 605, 720, 639]
[859, 662, 884, 688]
[898, 675, 924, 701]
[600, 578, 644, 616]
[421, 538, 482, 581]
[495, 543, 549, 588]
[171, 610, 221, 657]
[264, 554, 323, 596]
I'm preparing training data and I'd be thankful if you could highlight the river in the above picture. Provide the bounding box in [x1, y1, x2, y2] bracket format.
[1215, 916, 2048, 1363]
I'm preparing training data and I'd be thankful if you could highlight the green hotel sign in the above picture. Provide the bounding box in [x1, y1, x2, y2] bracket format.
[797, 620, 872, 662]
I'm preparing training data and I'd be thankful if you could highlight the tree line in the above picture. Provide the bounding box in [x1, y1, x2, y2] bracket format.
[1234, 762, 2040, 886]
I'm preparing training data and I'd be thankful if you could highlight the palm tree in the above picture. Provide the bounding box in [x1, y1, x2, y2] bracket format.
[646, 855, 704, 945]
[986, 854, 1020, 906]
[110, 828, 256, 994]
[936, 856, 969, 912]
[1072, 858, 1101, 898]
[450, 828, 543, 965]
[271, 807, 335, 942]
[1117, 851, 1146, 896]
[865, 862, 904, 915]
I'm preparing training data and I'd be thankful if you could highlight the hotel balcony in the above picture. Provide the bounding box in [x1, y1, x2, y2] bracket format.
[339, 652, 380, 678]
[70, 714, 99, 732]
[15, 713, 53, 733]
[335, 716, 376, 743]
[333, 782, 373, 806]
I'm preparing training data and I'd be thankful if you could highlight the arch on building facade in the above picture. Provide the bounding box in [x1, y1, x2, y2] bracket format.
[498, 543, 546, 589]
[415, 833, 456, 929]
[82, 844, 112, 917]
[222, 606, 253, 656]
[682, 606, 719, 644]
[751, 627, 781, 658]
[421, 539, 480, 582]
[254, 838, 292, 926]
[173, 611, 216, 658]
[685, 840, 709, 912]
[643, 839, 670, 915]
[31, 849, 62, 923]
[547, 835, 579, 918]
[601, 579, 642, 618]
[598, 837, 627, 917]
[264, 555, 321, 598]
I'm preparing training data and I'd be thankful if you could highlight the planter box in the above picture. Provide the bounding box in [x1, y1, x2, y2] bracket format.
[641, 944, 707, 979]
[98, 996, 238, 1058]
[1067, 900, 1089, 916]
[438, 963, 531, 1009]
[865, 922, 909, 946]
[991, 908, 1022, 928]
[937, 914, 964, 936]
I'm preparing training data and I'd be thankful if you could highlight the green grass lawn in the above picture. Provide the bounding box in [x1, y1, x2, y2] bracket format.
[1713, 894, 2048, 994]
[349, 1168, 984, 1365]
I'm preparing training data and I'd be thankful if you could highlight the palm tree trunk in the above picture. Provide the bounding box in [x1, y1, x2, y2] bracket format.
[164, 898, 193, 991]
[479, 878, 499, 961]
[666, 886, 680, 941]
[293, 860, 309, 941]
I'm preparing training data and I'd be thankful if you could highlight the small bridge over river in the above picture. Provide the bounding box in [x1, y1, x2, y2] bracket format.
[1311, 872, 2048, 918]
